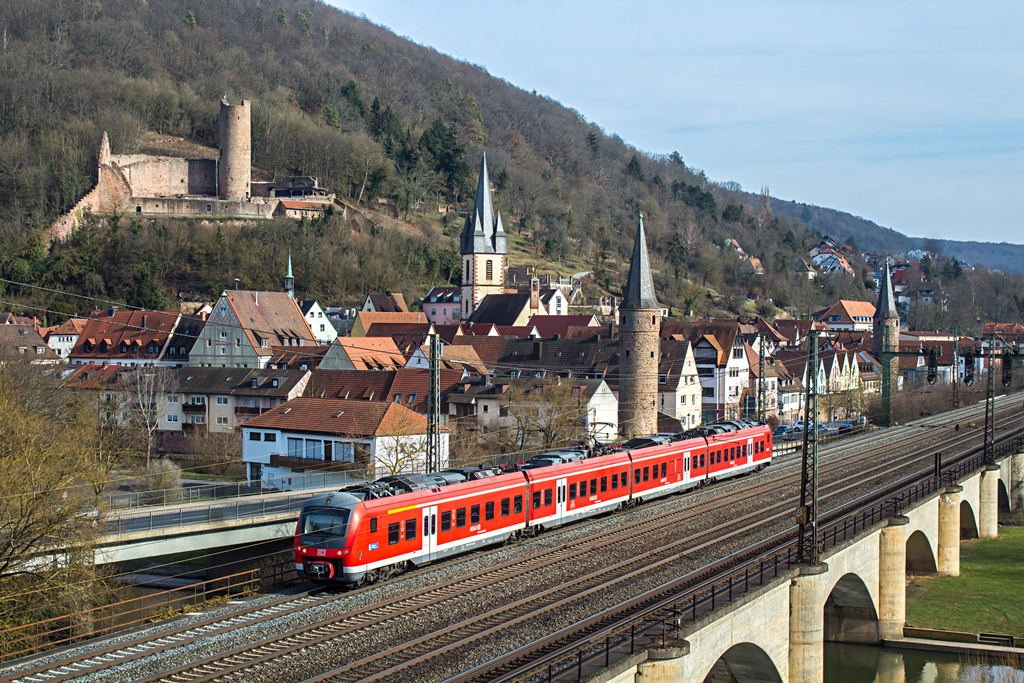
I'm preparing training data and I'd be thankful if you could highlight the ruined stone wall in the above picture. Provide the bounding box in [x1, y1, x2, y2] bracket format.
[108, 157, 216, 197]
[128, 196, 277, 219]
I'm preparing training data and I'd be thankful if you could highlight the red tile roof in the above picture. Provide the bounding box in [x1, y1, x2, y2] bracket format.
[243, 397, 434, 436]
[70, 309, 180, 360]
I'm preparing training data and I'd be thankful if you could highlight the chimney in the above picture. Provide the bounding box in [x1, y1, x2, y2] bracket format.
[533, 340, 542, 360]
[141, 314, 147, 330]
[608, 321, 614, 340]
[108, 306, 118, 317]
[530, 277, 540, 311]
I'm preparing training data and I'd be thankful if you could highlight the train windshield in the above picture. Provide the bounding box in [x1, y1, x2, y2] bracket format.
[301, 508, 350, 540]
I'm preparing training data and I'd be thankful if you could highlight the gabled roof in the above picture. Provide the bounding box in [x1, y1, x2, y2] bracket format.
[243, 397, 434, 437]
[422, 287, 461, 304]
[165, 314, 205, 358]
[365, 292, 409, 313]
[42, 317, 87, 339]
[822, 300, 876, 325]
[662, 321, 742, 366]
[450, 335, 506, 367]
[621, 213, 660, 310]
[331, 337, 407, 371]
[268, 344, 329, 369]
[70, 308, 181, 360]
[222, 291, 316, 356]
[419, 344, 488, 375]
[351, 311, 428, 336]
[466, 292, 532, 326]
[0, 325, 60, 360]
[527, 315, 599, 339]
[304, 368, 466, 414]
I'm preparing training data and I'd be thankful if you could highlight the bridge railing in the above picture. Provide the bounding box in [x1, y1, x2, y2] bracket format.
[102, 490, 318, 535]
[105, 470, 369, 512]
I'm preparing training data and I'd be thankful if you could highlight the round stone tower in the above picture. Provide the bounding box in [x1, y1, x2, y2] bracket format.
[218, 98, 251, 200]
[619, 213, 661, 439]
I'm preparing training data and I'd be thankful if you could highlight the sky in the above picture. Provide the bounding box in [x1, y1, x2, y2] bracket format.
[329, 1, 1024, 245]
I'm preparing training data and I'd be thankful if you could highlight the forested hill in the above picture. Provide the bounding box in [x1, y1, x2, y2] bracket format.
[1, 0, 1022, 329]
[771, 200, 1024, 276]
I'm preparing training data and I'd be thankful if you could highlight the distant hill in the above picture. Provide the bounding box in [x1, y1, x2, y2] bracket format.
[772, 200, 1024, 275]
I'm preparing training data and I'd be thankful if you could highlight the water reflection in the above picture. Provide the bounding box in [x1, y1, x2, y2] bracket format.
[825, 643, 1024, 683]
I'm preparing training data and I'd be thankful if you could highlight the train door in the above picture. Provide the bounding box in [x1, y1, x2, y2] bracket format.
[683, 451, 691, 486]
[556, 477, 567, 522]
[421, 505, 438, 562]
[747, 437, 754, 465]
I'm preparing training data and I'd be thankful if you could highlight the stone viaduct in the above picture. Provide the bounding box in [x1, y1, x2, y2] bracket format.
[600, 450, 1022, 683]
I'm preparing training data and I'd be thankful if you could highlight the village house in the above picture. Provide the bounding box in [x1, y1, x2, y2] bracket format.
[662, 321, 752, 423]
[819, 300, 876, 331]
[41, 317, 87, 358]
[188, 290, 316, 368]
[317, 337, 408, 371]
[420, 287, 462, 325]
[241, 398, 449, 489]
[0, 325, 62, 364]
[69, 307, 185, 367]
[298, 300, 338, 345]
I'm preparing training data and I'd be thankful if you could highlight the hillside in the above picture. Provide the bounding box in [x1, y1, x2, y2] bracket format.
[1, 0, 1022, 331]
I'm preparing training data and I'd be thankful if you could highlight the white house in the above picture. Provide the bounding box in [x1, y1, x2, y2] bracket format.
[299, 300, 338, 345]
[241, 397, 449, 489]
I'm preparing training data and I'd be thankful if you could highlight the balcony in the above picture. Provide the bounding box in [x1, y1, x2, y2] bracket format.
[182, 403, 206, 413]
[268, 453, 364, 473]
[234, 406, 263, 415]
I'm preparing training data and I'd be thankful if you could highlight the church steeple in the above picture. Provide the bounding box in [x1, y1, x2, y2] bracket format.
[459, 152, 508, 320]
[876, 258, 897, 320]
[621, 212, 659, 311]
[460, 152, 506, 256]
[284, 252, 295, 298]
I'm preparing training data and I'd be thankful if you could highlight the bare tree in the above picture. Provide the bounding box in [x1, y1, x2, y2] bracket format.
[374, 407, 428, 476]
[484, 381, 588, 455]
[125, 366, 175, 468]
[756, 184, 772, 232]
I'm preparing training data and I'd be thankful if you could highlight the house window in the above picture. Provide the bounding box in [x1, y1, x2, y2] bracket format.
[166, 414, 179, 423]
[407, 393, 416, 404]
[658, 373, 667, 384]
[206, 204, 212, 212]
[486, 260, 493, 280]
[265, 433, 277, 443]
[216, 416, 229, 425]
[191, 415, 205, 425]
[216, 396, 228, 405]
[249, 432, 260, 440]
[167, 394, 178, 403]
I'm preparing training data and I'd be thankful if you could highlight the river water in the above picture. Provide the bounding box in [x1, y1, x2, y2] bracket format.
[825, 643, 1024, 683]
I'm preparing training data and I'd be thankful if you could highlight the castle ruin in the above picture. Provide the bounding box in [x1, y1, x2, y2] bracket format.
[51, 98, 336, 241]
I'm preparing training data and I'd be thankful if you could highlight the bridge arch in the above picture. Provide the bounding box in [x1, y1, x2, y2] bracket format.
[702, 642, 783, 683]
[998, 480, 1011, 513]
[824, 573, 879, 643]
[906, 529, 937, 573]
[960, 500, 979, 539]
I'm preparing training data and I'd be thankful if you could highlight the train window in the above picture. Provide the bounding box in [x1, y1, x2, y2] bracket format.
[441, 511, 452, 532]
[471, 504, 480, 524]
[580, 480, 587, 497]
[700, 454, 705, 467]
[369, 517, 378, 533]
[621, 472, 628, 488]
[544, 488, 553, 506]
[501, 498, 510, 517]
[661, 463, 667, 478]
[601, 476, 607, 492]
[634, 469, 641, 484]
[532, 491, 541, 509]
[388, 522, 400, 545]
[610, 474, 617, 490]
[514, 495, 523, 514]
[732, 447, 737, 460]
[424, 517, 429, 537]
[485, 501, 495, 521]
[590, 478, 597, 495]
[569, 482, 577, 500]
[405, 518, 416, 540]
[643, 466, 649, 482]
[456, 508, 467, 527]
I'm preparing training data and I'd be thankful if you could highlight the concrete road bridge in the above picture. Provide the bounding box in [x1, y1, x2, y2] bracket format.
[595, 449, 1022, 683]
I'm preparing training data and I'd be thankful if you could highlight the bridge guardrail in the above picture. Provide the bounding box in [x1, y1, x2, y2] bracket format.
[102, 491, 318, 535]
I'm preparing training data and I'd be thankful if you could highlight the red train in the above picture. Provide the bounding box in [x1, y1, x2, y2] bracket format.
[295, 420, 772, 585]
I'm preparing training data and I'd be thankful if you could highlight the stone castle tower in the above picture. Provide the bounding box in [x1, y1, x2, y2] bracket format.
[460, 152, 507, 319]
[873, 258, 900, 385]
[618, 213, 660, 439]
[218, 98, 251, 200]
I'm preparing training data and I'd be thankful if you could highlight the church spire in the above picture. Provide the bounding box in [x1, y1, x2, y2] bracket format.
[284, 252, 295, 298]
[621, 213, 659, 311]
[876, 258, 897, 320]
[460, 152, 506, 256]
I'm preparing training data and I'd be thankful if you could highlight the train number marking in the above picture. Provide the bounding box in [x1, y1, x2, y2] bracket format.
[369, 542, 379, 550]
[316, 548, 326, 557]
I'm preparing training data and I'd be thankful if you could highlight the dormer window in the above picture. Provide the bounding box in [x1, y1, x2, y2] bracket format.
[120, 343, 127, 353]
[271, 378, 279, 388]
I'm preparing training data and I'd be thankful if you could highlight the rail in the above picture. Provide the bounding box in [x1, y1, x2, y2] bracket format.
[448, 427, 1024, 682]
[0, 565, 293, 662]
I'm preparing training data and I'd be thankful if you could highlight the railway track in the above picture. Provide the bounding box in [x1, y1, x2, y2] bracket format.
[1, 396, 1016, 683]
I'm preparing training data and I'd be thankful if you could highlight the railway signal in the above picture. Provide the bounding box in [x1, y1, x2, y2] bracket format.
[1003, 351, 1013, 388]
[963, 351, 975, 386]
[927, 347, 938, 385]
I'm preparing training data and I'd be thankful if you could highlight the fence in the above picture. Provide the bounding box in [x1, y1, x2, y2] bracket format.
[0, 566, 286, 662]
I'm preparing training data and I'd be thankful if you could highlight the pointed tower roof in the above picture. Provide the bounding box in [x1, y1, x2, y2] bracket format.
[621, 213, 660, 311]
[876, 258, 897, 321]
[284, 252, 295, 298]
[286, 252, 294, 279]
[460, 152, 506, 256]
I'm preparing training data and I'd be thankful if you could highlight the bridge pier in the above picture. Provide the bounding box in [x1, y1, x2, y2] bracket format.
[637, 645, 689, 682]
[979, 466, 1001, 539]
[1011, 452, 1024, 512]
[878, 517, 908, 640]
[937, 486, 962, 577]
[789, 563, 828, 683]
